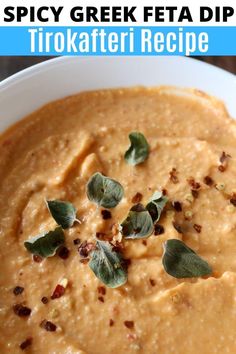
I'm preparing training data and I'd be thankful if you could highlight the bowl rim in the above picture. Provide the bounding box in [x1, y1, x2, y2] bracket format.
[0, 56, 235, 134]
[0, 56, 235, 90]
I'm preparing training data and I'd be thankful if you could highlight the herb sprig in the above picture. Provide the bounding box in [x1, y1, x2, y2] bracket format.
[89, 240, 127, 288]
[124, 132, 149, 165]
[162, 239, 212, 278]
[120, 203, 154, 239]
[46, 200, 80, 229]
[86, 172, 124, 208]
[24, 227, 65, 258]
[146, 191, 168, 222]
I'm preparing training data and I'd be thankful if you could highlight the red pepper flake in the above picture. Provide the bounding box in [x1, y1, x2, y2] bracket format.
[220, 151, 231, 164]
[172, 222, 183, 234]
[172, 201, 182, 212]
[80, 258, 89, 264]
[98, 296, 104, 303]
[13, 286, 24, 296]
[112, 241, 124, 253]
[193, 224, 202, 233]
[204, 176, 214, 186]
[58, 246, 70, 260]
[19, 337, 32, 350]
[162, 188, 168, 196]
[122, 258, 131, 269]
[97, 286, 106, 296]
[101, 209, 112, 220]
[95, 232, 112, 241]
[78, 241, 95, 258]
[51, 284, 65, 300]
[73, 238, 81, 245]
[230, 195, 236, 207]
[109, 319, 114, 327]
[96, 232, 105, 238]
[149, 279, 156, 287]
[218, 152, 231, 172]
[169, 168, 179, 184]
[187, 177, 201, 190]
[13, 304, 31, 317]
[40, 320, 57, 332]
[124, 321, 134, 329]
[78, 241, 89, 257]
[191, 189, 199, 198]
[154, 224, 164, 236]
[131, 192, 143, 204]
[218, 165, 226, 172]
[33, 255, 43, 263]
[41, 297, 49, 304]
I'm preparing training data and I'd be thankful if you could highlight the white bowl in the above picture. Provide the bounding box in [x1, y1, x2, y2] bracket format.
[0, 56, 235, 133]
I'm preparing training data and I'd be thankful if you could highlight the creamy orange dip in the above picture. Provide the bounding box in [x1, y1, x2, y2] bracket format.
[0, 87, 236, 354]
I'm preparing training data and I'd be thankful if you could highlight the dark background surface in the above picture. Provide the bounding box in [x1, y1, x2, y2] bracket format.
[0, 56, 235, 81]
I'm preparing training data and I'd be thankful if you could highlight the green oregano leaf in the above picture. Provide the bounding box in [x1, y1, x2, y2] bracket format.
[146, 191, 168, 222]
[89, 240, 127, 288]
[24, 227, 65, 258]
[46, 200, 79, 229]
[120, 203, 154, 239]
[124, 132, 150, 166]
[162, 239, 212, 278]
[86, 172, 124, 208]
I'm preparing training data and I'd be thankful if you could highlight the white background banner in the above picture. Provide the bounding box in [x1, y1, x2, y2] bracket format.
[0, 0, 235, 27]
